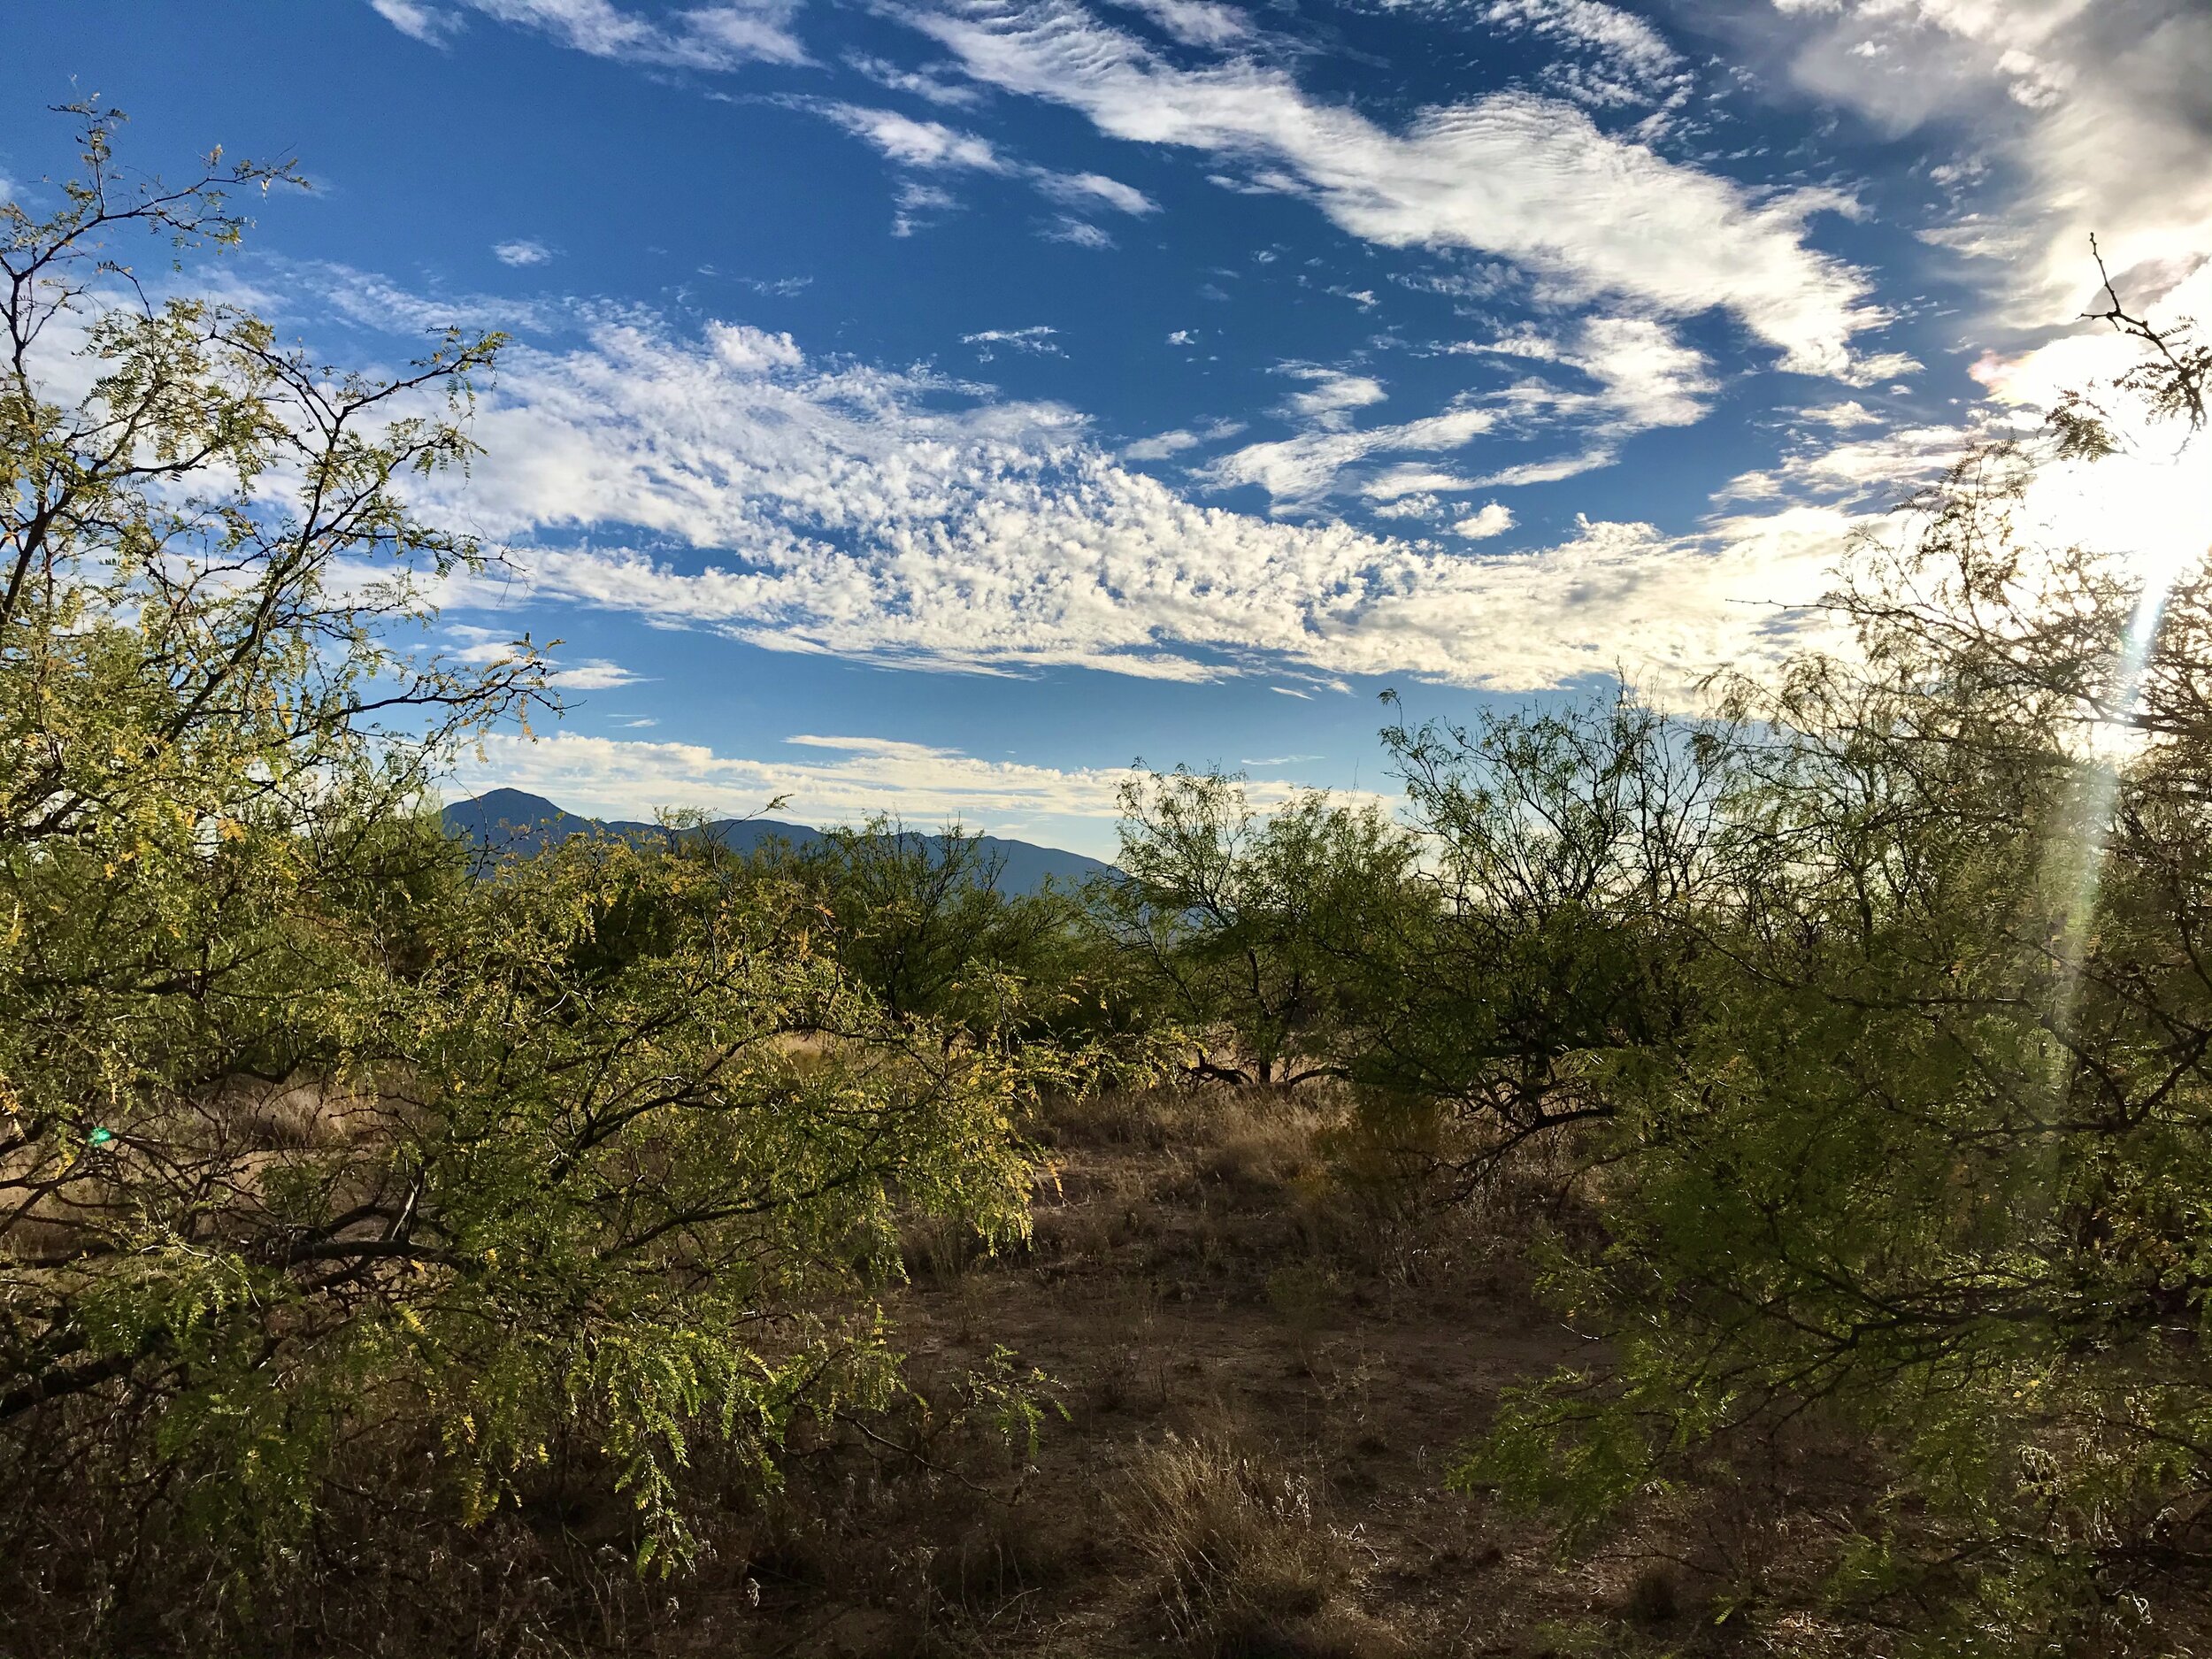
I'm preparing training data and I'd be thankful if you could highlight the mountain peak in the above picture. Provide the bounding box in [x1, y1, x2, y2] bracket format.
[456, 788, 565, 819]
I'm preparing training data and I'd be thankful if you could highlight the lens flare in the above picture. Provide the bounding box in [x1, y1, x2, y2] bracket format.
[2039, 434, 2211, 1066]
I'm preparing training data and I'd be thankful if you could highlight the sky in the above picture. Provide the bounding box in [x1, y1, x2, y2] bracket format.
[6, 0, 2209, 856]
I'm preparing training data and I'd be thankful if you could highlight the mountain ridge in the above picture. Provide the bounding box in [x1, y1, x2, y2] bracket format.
[441, 788, 1117, 895]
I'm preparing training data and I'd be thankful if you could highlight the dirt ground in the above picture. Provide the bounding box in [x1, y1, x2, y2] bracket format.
[1, 1082, 1867, 1659]
[621, 1085, 1793, 1659]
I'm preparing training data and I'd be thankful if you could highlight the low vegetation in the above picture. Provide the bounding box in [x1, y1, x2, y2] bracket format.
[6, 111, 2212, 1657]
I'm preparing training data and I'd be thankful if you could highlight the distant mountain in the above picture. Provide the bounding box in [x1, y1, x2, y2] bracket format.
[441, 788, 1117, 895]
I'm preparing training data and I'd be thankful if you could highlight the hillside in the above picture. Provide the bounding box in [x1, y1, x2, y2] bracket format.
[442, 787, 1118, 895]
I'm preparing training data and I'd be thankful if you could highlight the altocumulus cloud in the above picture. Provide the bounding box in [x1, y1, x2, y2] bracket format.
[1197, 316, 1721, 511]
[408, 311, 1858, 698]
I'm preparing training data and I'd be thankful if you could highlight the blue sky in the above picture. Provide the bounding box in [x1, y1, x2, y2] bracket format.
[7, 0, 2208, 856]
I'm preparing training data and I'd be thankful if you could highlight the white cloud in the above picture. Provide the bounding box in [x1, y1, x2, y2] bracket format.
[963, 324, 1064, 357]
[269, 259, 578, 336]
[1454, 502, 1515, 538]
[492, 238, 555, 267]
[1121, 416, 1241, 459]
[1836, 349, 1924, 388]
[1392, 265, 1518, 306]
[1708, 264, 2212, 580]
[1361, 465, 1482, 500]
[1761, 0, 2211, 326]
[444, 625, 528, 663]
[1371, 491, 1443, 520]
[1107, 0, 1250, 47]
[1033, 169, 1157, 215]
[1122, 427, 1201, 459]
[810, 99, 1156, 223]
[845, 51, 986, 105]
[1201, 404, 1497, 506]
[1200, 316, 1717, 510]
[1717, 422, 1966, 505]
[1479, 0, 1679, 77]
[449, 728, 1322, 847]
[818, 103, 1005, 170]
[1449, 314, 1717, 436]
[1470, 0, 1691, 109]
[902, 0, 1886, 374]
[547, 658, 647, 689]
[891, 180, 961, 235]
[1279, 367, 1388, 426]
[1365, 0, 1687, 111]
[1310, 509, 1853, 692]
[1963, 260, 2212, 569]
[1165, 328, 1195, 345]
[1797, 398, 1885, 429]
[369, 0, 466, 42]
[1041, 218, 1116, 248]
[674, 0, 811, 65]
[399, 0, 810, 67]
[444, 625, 645, 688]
[708, 322, 805, 371]
[457, 730, 1129, 824]
[401, 312, 1856, 700]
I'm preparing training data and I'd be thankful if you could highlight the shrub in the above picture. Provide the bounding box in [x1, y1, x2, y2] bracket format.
[1117, 1433, 1347, 1649]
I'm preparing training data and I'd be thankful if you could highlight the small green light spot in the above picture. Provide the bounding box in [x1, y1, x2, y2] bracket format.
[88, 1127, 114, 1147]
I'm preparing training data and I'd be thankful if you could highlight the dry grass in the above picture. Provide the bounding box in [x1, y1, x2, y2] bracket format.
[0, 1078, 1835, 1657]
[1115, 1432, 1385, 1657]
[0, 1072, 407, 1265]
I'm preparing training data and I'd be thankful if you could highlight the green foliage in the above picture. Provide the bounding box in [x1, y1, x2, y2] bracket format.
[783, 817, 1096, 1036]
[0, 110, 1048, 1598]
[13, 106, 2212, 1659]
[1106, 767, 1419, 1085]
[929, 1341, 1068, 1461]
[1363, 688, 1728, 1163]
[1444, 321, 2212, 1648]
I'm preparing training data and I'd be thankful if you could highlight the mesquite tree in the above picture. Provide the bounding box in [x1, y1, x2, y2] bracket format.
[0, 109, 1042, 1595]
[1459, 288, 2212, 1653]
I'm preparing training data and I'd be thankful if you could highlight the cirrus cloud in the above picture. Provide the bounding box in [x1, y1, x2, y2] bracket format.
[901, 0, 1891, 375]
[369, 0, 811, 66]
